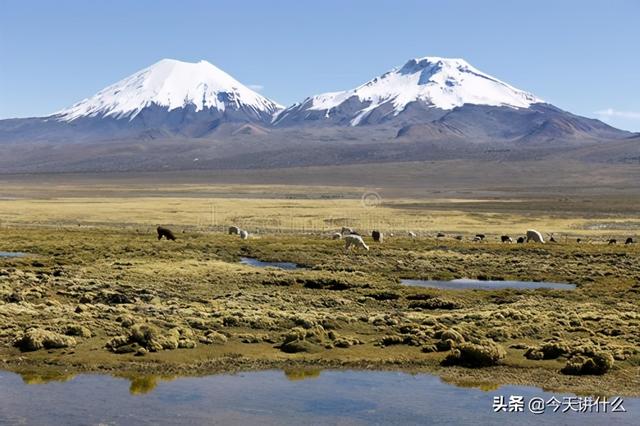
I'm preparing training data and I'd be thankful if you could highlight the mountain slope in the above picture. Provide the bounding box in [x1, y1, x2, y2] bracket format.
[0, 56, 636, 173]
[0, 59, 282, 142]
[396, 104, 629, 144]
[274, 57, 543, 127]
[273, 56, 631, 146]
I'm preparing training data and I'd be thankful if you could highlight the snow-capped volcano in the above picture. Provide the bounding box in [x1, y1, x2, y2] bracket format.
[0, 55, 631, 163]
[55, 59, 282, 123]
[275, 57, 544, 126]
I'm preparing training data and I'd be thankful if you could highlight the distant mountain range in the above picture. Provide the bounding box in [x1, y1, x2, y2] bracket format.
[0, 57, 637, 173]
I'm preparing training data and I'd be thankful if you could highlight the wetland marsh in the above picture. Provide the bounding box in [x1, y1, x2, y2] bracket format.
[0, 181, 638, 397]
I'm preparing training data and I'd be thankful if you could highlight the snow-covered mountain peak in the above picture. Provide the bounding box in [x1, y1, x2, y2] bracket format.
[55, 59, 282, 121]
[282, 56, 543, 126]
[397, 56, 469, 73]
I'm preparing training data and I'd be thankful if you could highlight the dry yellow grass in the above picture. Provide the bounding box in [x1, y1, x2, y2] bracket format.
[0, 192, 637, 239]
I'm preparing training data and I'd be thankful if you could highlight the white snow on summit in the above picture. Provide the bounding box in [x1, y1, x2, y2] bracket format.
[55, 59, 283, 121]
[294, 57, 543, 125]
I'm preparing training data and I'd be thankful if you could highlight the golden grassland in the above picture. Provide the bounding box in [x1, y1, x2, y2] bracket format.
[0, 222, 639, 395]
[1, 189, 639, 239]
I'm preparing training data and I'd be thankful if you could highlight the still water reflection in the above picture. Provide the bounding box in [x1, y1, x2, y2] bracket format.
[0, 369, 636, 425]
[401, 278, 576, 291]
[239, 257, 299, 270]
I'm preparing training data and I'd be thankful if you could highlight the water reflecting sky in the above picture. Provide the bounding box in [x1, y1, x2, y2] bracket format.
[0, 370, 637, 425]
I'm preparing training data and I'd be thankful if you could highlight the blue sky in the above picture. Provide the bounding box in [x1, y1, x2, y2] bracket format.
[1, 0, 639, 131]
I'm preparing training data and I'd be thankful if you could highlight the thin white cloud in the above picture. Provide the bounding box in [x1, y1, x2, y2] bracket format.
[247, 84, 264, 91]
[595, 108, 640, 119]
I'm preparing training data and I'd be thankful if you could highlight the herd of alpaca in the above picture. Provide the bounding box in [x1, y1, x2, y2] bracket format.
[156, 226, 634, 252]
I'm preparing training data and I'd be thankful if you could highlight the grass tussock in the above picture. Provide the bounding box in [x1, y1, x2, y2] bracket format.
[442, 340, 507, 368]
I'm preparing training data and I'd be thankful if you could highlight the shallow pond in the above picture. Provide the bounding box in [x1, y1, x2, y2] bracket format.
[0, 252, 27, 258]
[401, 278, 575, 291]
[0, 370, 636, 425]
[239, 257, 299, 270]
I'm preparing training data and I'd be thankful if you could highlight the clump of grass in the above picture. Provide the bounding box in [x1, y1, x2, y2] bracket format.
[561, 351, 614, 375]
[116, 315, 136, 328]
[433, 328, 466, 351]
[298, 277, 353, 290]
[64, 324, 92, 338]
[199, 330, 228, 344]
[365, 291, 401, 301]
[379, 334, 422, 346]
[409, 297, 461, 310]
[292, 316, 317, 329]
[107, 324, 196, 353]
[279, 326, 327, 353]
[525, 340, 570, 360]
[442, 340, 506, 367]
[439, 329, 465, 343]
[14, 328, 77, 352]
[97, 290, 133, 305]
[3, 292, 25, 303]
[327, 330, 362, 348]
